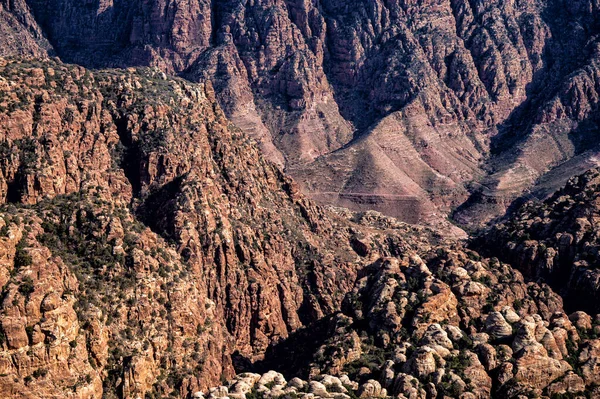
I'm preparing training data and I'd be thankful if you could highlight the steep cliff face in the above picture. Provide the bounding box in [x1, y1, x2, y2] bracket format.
[0, 57, 444, 398]
[0, 0, 52, 58]
[1, 57, 599, 399]
[7, 0, 600, 228]
[454, 0, 600, 224]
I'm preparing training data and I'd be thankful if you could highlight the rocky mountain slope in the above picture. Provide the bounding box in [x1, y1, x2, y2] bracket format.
[0, 57, 428, 398]
[0, 57, 599, 399]
[202, 248, 600, 399]
[4, 0, 600, 228]
[473, 168, 600, 316]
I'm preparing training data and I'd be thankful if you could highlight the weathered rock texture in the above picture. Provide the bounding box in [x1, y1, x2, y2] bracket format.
[0, 57, 442, 398]
[0, 0, 52, 58]
[474, 168, 600, 315]
[0, 60, 362, 397]
[0, 54, 600, 398]
[5, 0, 600, 228]
[217, 250, 600, 398]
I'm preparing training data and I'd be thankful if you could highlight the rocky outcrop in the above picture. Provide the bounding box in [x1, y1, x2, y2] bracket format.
[195, 371, 367, 399]
[474, 168, 600, 314]
[0, 57, 464, 398]
[0, 57, 404, 398]
[232, 247, 600, 398]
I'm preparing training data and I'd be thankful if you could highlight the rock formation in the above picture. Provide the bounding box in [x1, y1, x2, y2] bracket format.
[0, 57, 433, 398]
[474, 168, 600, 315]
[4, 0, 600, 229]
[202, 250, 600, 398]
[0, 56, 598, 398]
[1, 0, 600, 397]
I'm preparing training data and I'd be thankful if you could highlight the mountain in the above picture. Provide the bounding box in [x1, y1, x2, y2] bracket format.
[0, 56, 599, 399]
[4, 0, 600, 230]
[2, 1, 600, 398]
[0, 57, 418, 397]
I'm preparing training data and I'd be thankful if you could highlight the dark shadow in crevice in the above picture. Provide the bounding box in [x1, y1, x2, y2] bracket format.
[135, 176, 184, 244]
[114, 116, 143, 198]
[5, 174, 22, 204]
[238, 313, 340, 378]
[236, 260, 384, 377]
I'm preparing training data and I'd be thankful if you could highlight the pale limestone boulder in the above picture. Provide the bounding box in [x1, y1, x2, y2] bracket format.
[485, 312, 513, 340]
[318, 375, 347, 393]
[258, 371, 286, 387]
[444, 325, 464, 342]
[501, 306, 521, 324]
[339, 375, 358, 391]
[421, 323, 454, 350]
[288, 377, 307, 390]
[207, 386, 228, 398]
[308, 381, 330, 397]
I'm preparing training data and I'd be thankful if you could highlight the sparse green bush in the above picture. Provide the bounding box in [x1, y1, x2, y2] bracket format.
[32, 368, 48, 378]
[14, 238, 33, 269]
[18, 276, 35, 297]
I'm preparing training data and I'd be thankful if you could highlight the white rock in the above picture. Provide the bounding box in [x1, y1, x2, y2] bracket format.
[421, 324, 454, 350]
[331, 394, 351, 399]
[234, 373, 262, 386]
[258, 371, 286, 387]
[230, 380, 253, 394]
[451, 267, 470, 280]
[502, 306, 521, 323]
[444, 325, 465, 342]
[288, 377, 307, 389]
[339, 375, 358, 390]
[267, 386, 286, 398]
[208, 386, 229, 398]
[318, 375, 346, 392]
[309, 381, 331, 397]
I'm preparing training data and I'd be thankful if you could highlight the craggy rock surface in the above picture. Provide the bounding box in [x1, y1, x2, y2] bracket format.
[0, 57, 437, 398]
[0, 0, 53, 58]
[5, 0, 600, 228]
[0, 56, 599, 398]
[474, 168, 600, 315]
[202, 251, 600, 398]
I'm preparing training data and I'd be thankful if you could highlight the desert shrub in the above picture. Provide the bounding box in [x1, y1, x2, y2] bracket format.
[14, 237, 32, 269]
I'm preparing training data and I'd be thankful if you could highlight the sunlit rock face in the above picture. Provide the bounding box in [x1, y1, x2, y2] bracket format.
[6, 0, 600, 230]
